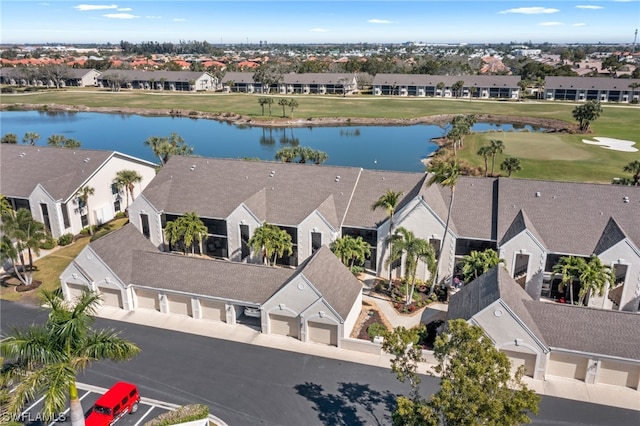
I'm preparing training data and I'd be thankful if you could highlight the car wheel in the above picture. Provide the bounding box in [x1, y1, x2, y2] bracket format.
[131, 402, 139, 414]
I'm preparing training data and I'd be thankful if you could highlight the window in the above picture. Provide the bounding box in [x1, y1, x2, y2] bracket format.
[140, 214, 150, 238]
[61, 202, 70, 228]
[81, 213, 88, 228]
[40, 203, 51, 233]
[240, 224, 250, 260]
[311, 232, 322, 254]
[111, 183, 119, 195]
[114, 200, 121, 213]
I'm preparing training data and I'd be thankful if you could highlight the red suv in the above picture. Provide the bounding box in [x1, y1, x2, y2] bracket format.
[85, 382, 140, 426]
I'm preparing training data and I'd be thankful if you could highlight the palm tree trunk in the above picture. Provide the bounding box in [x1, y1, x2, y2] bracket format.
[387, 215, 395, 290]
[69, 383, 85, 426]
[430, 188, 455, 294]
[569, 282, 575, 305]
[407, 273, 417, 305]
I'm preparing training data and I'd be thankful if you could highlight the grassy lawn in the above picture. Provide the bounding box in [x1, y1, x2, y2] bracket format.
[2, 90, 639, 183]
[0, 218, 129, 303]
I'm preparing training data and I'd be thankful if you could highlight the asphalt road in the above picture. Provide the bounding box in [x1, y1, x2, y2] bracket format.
[2, 301, 639, 426]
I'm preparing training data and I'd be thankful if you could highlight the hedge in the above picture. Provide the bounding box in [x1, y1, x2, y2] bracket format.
[144, 404, 209, 426]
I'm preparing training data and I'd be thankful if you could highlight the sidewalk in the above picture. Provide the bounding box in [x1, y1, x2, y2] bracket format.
[94, 304, 640, 412]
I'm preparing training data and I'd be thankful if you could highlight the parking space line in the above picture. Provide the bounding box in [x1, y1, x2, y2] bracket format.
[20, 395, 45, 417]
[133, 406, 156, 426]
[47, 391, 91, 426]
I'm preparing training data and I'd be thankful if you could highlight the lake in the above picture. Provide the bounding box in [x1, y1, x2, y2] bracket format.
[0, 111, 542, 172]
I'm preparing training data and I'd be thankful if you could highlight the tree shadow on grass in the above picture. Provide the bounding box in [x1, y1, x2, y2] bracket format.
[294, 381, 396, 426]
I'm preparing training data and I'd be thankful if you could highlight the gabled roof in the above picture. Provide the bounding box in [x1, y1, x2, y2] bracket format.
[282, 73, 356, 85]
[545, 76, 640, 92]
[98, 69, 211, 82]
[447, 266, 545, 345]
[0, 145, 112, 201]
[221, 72, 256, 84]
[499, 209, 546, 247]
[525, 301, 640, 360]
[593, 217, 628, 255]
[447, 176, 496, 240]
[143, 156, 362, 227]
[291, 245, 362, 320]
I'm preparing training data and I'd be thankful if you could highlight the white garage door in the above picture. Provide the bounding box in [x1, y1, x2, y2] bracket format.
[502, 349, 536, 378]
[598, 361, 640, 389]
[167, 294, 192, 316]
[200, 299, 225, 322]
[270, 314, 298, 338]
[308, 322, 338, 346]
[99, 287, 122, 309]
[547, 353, 588, 380]
[136, 289, 159, 311]
[67, 283, 85, 301]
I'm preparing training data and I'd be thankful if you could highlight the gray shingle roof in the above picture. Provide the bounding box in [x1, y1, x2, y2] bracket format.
[220, 72, 256, 84]
[496, 178, 640, 255]
[499, 209, 546, 247]
[143, 156, 362, 228]
[525, 301, 640, 360]
[0, 145, 113, 201]
[593, 217, 627, 255]
[294, 245, 362, 320]
[98, 69, 211, 83]
[545, 76, 640, 92]
[282, 73, 356, 85]
[446, 176, 496, 240]
[447, 266, 545, 345]
[372, 74, 521, 88]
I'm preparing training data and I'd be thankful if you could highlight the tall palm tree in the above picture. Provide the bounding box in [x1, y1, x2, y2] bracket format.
[76, 186, 95, 235]
[113, 169, 143, 210]
[330, 235, 370, 269]
[488, 139, 505, 176]
[623, 160, 640, 185]
[500, 156, 522, 177]
[22, 132, 40, 146]
[288, 99, 299, 118]
[386, 227, 435, 305]
[164, 212, 208, 255]
[248, 223, 293, 266]
[577, 255, 614, 306]
[0, 208, 47, 286]
[278, 98, 288, 117]
[477, 145, 492, 177]
[426, 158, 460, 293]
[371, 190, 404, 288]
[0, 288, 140, 426]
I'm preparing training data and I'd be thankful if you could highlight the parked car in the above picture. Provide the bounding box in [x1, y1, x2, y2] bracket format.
[243, 306, 261, 318]
[85, 382, 140, 426]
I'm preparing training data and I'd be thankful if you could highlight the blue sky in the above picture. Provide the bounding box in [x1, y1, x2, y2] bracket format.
[1, 1, 638, 45]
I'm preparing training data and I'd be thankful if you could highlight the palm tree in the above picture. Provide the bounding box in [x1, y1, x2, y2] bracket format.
[309, 150, 329, 165]
[278, 98, 289, 117]
[22, 132, 40, 146]
[488, 139, 505, 176]
[552, 256, 585, 305]
[265, 97, 274, 116]
[623, 160, 640, 185]
[426, 158, 460, 292]
[275, 147, 298, 162]
[76, 186, 95, 235]
[164, 212, 208, 255]
[572, 100, 603, 132]
[0, 208, 48, 286]
[457, 249, 504, 283]
[469, 86, 478, 101]
[288, 99, 299, 118]
[1, 133, 18, 144]
[144, 133, 193, 166]
[371, 190, 404, 288]
[258, 97, 269, 115]
[330, 235, 370, 269]
[113, 170, 143, 210]
[629, 82, 640, 103]
[500, 156, 522, 177]
[248, 223, 293, 266]
[436, 81, 445, 97]
[386, 227, 435, 305]
[452, 80, 464, 98]
[0, 288, 140, 426]
[577, 255, 614, 306]
[477, 145, 491, 177]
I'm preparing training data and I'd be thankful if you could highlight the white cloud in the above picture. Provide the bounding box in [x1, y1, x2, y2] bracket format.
[572, 23, 588, 27]
[146, 16, 162, 19]
[40, 3, 50, 6]
[310, 28, 330, 32]
[74, 4, 118, 11]
[368, 19, 395, 24]
[538, 21, 564, 26]
[173, 18, 186, 22]
[499, 7, 559, 14]
[103, 13, 139, 19]
[576, 5, 604, 9]
[117, 7, 132, 11]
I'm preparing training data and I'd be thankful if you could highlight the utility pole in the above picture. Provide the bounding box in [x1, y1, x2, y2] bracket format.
[632, 29, 638, 55]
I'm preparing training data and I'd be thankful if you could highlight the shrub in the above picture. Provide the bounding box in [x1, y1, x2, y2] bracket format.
[144, 404, 209, 426]
[58, 233, 74, 246]
[80, 225, 98, 235]
[367, 323, 387, 340]
[350, 265, 364, 276]
[39, 237, 57, 250]
[115, 211, 127, 219]
[90, 228, 111, 242]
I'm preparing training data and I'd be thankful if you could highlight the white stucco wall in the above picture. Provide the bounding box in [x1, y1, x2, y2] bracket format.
[127, 195, 163, 248]
[598, 240, 640, 312]
[297, 211, 337, 262]
[499, 230, 547, 300]
[225, 204, 263, 263]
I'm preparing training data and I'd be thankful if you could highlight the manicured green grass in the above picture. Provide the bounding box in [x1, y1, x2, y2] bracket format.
[2, 90, 639, 183]
[0, 218, 129, 302]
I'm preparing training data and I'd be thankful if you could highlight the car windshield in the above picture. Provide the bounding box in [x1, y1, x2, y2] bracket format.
[93, 406, 111, 415]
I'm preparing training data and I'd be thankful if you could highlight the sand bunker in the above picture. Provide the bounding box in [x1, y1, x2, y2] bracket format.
[582, 137, 638, 152]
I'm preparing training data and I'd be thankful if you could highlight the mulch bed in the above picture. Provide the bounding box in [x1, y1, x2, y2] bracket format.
[356, 308, 387, 341]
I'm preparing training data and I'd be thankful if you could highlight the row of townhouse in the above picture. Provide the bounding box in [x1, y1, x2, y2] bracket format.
[121, 155, 640, 314]
[0, 144, 157, 239]
[53, 152, 640, 390]
[2, 66, 639, 102]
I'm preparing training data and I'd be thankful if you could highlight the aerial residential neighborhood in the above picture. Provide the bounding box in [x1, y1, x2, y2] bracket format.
[1, 1, 640, 425]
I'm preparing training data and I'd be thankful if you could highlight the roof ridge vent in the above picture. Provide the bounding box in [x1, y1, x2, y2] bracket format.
[622, 196, 629, 203]
[84, 157, 90, 162]
[535, 191, 541, 197]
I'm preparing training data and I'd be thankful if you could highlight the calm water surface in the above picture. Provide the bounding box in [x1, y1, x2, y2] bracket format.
[0, 111, 541, 172]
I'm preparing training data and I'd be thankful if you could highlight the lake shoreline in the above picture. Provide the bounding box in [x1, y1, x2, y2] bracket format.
[1, 102, 574, 132]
